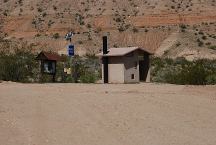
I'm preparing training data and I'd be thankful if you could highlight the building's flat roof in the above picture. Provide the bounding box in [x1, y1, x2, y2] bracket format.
[97, 47, 153, 57]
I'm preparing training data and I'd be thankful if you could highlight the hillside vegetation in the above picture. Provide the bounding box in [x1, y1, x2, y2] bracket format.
[0, 0, 216, 59]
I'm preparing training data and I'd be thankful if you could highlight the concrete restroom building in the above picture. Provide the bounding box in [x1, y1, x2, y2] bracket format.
[97, 36, 153, 84]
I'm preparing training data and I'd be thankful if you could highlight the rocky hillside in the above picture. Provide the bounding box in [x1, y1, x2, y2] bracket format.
[0, 0, 216, 59]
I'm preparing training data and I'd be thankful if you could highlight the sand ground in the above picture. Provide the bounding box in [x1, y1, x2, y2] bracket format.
[0, 82, 216, 145]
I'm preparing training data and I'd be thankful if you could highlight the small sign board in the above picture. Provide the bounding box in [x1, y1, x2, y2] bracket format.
[68, 44, 74, 56]
[43, 61, 56, 74]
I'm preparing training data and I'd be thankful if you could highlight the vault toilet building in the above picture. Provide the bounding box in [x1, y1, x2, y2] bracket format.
[97, 36, 153, 83]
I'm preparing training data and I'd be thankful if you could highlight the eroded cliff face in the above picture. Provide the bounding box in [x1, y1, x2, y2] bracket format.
[0, 0, 216, 59]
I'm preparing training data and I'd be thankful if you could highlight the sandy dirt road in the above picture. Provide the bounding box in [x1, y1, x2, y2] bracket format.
[0, 82, 216, 145]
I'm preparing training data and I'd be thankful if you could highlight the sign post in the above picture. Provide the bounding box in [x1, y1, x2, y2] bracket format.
[65, 31, 78, 83]
[68, 44, 75, 82]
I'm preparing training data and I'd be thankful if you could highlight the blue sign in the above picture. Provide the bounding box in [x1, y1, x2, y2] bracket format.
[68, 45, 74, 56]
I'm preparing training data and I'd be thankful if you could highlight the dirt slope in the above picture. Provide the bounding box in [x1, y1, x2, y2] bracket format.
[0, 83, 216, 145]
[0, 0, 216, 57]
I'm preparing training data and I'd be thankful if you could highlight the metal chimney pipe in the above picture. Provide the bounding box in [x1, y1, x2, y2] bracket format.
[103, 36, 108, 54]
[102, 36, 108, 83]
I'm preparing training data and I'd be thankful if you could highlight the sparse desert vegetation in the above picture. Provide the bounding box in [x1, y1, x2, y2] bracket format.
[151, 57, 216, 85]
[0, 37, 100, 83]
[0, 2, 216, 145]
[0, 0, 215, 58]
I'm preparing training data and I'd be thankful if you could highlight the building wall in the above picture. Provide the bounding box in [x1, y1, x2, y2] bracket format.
[109, 57, 124, 83]
[101, 50, 151, 84]
[124, 51, 140, 83]
[146, 68, 151, 82]
[102, 57, 124, 83]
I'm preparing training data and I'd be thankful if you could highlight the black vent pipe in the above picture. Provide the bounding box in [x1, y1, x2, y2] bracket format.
[102, 36, 108, 83]
[103, 36, 108, 54]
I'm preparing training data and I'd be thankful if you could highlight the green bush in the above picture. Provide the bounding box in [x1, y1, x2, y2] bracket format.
[53, 33, 60, 39]
[55, 55, 100, 83]
[0, 49, 39, 82]
[151, 57, 216, 85]
[209, 45, 216, 50]
[206, 74, 216, 85]
[0, 37, 100, 83]
[80, 71, 97, 83]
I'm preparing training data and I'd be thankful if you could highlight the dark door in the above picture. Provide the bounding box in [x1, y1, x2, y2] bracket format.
[139, 54, 149, 81]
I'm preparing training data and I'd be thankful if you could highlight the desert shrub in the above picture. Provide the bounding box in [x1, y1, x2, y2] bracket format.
[3, 11, 8, 16]
[180, 24, 187, 32]
[77, 40, 83, 44]
[171, 6, 175, 9]
[37, 7, 43, 12]
[180, 24, 187, 29]
[197, 39, 204, 47]
[78, 56, 100, 83]
[48, 20, 55, 27]
[87, 24, 91, 28]
[151, 57, 216, 85]
[209, 45, 216, 50]
[35, 33, 41, 37]
[80, 71, 97, 83]
[182, 61, 207, 85]
[0, 38, 100, 83]
[206, 74, 216, 84]
[115, 17, 121, 22]
[0, 49, 39, 82]
[53, 5, 57, 10]
[56, 55, 100, 83]
[198, 31, 204, 35]
[75, 13, 85, 25]
[176, 41, 181, 47]
[206, 42, 211, 46]
[132, 27, 139, 33]
[42, 12, 47, 17]
[53, 33, 60, 39]
[118, 26, 125, 32]
[202, 35, 207, 40]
